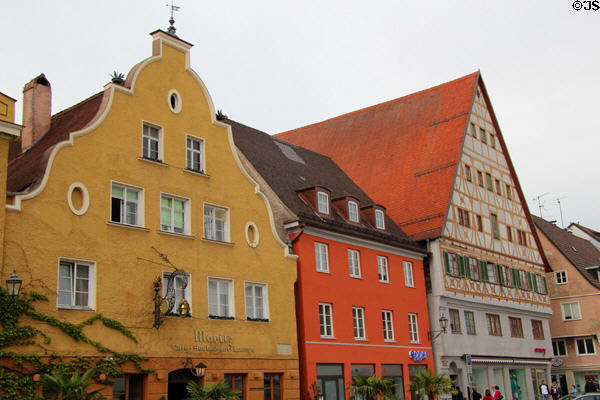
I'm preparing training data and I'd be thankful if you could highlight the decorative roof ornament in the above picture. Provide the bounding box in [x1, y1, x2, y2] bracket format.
[166, 0, 180, 35]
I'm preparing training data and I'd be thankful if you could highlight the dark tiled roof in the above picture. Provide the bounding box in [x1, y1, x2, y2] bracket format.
[533, 215, 600, 289]
[228, 118, 425, 253]
[7, 91, 105, 193]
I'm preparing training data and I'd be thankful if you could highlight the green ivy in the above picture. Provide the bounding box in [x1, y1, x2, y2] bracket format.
[0, 288, 153, 400]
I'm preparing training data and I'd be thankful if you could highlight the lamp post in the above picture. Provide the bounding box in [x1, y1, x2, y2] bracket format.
[428, 314, 448, 340]
[1, 270, 22, 319]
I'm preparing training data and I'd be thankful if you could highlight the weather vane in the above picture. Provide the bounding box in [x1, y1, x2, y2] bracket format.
[166, 0, 180, 35]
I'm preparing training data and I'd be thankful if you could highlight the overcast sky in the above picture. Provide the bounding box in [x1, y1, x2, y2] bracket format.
[2, 1, 598, 230]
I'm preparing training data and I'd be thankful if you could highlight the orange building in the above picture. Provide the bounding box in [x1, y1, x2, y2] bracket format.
[230, 120, 432, 400]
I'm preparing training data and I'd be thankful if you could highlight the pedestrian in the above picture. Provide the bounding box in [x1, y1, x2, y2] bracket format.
[540, 380, 550, 400]
[493, 385, 503, 400]
[585, 378, 596, 393]
[550, 382, 559, 400]
[455, 386, 464, 400]
[571, 385, 578, 394]
[482, 389, 495, 400]
[472, 386, 482, 400]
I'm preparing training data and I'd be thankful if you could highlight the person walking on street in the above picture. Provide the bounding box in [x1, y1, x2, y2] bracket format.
[585, 378, 596, 393]
[540, 380, 550, 400]
[482, 390, 495, 400]
[493, 385, 503, 400]
[550, 382, 559, 400]
[472, 386, 482, 400]
[571, 385, 578, 394]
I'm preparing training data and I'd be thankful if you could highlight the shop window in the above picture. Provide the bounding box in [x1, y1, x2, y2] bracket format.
[264, 374, 282, 400]
[316, 364, 345, 400]
[382, 364, 405, 400]
[112, 375, 143, 400]
[408, 365, 427, 400]
[225, 374, 246, 400]
[351, 364, 375, 378]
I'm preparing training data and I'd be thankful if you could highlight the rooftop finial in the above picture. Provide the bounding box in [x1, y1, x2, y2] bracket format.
[166, 0, 180, 35]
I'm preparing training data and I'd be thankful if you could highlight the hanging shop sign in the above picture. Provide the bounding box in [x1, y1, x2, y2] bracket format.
[409, 350, 428, 361]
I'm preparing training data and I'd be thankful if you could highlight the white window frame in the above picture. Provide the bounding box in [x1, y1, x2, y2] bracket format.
[375, 210, 385, 230]
[208, 278, 234, 318]
[162, 271, 192, 316]
[403, 261, 414, 287]
[317, 191, 329, 214]
[382, 310, 394, 342]
[203, 203, 229, 242]
[408, 313, 419, 343]
[348, 201, 359, 222]
[57, 258, 95, 310]
[186, 134, 205, 173]
[555, 271, 568, 285]
[552, 339, 567, 357]
[348, 249, 361, 278]
[377, 256, 389, 283]
[142, 121, 163, 161]
[319, 303, 334, 338]
[561, 302, 582, 321]
[575, 337, 596, 356]
[160, 193, 190, 235]
[352, 307, 366, 340]
[244, 281, 268, 321]
[315, 242, 330, 273]
[110, 181, 144, 227]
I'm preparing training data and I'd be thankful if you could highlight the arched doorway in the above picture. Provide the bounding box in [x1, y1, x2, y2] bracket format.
[168, 368, 198, 400]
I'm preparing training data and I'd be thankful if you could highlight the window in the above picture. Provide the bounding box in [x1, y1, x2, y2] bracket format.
[470, 258, 480, 280]
[348, 249, 361, 278]
[315, 243, 330, 273]
[381, 364, 404, 400]
[506, 184, 512, 200]
[457, 208, 470, 228]
[204, 204, 228, 241]
[501, 266, 514, 287]
[353, 307, 366, 340]
[531, 319, 544, 340]
[518, 270, 531, 291]
[518, 230, 528, 246]
[576, 337, 596, 355]
[161, 194, 188, 234]
[408, 313, 419, 343]
[225, 375, 245, 400]
[377, 256, 389, 283]
[561, 302, 581, 321]
[443, 252, 460, 277]
[477, 171, 484, 187]
[245, 282, 267, 321]
[486, 262, 497, 283]
[464, 311, 476, 335]
[348, 201, 359, 222]
[555, 271, 568, 284]
[480, 128, 487, 144]
[465, 164, 472, 182]
[486, 173, 493, 191]
[507, 226, 513, 242]
[382, 310, 394, 341]
[264, 374, 281, 400]
[319, 303, 334, 338]
[316, 364, 344, 400]
[490, 133, 496, 149]
[186, 136, 204, 173]
[486, 314, 502, 336]
[471, 123, 477, 137]
[476, 215, 483, 232]
[162, 272, 190, 315]
[491, 213, 499, 239]
[509, 317, 523, 338]
[112, 375, 143, 400]
[111, 183, 142, 226]
[403, 261, 414, 287]
[495, 179, 502, 195]
[449, 309, 461, 333]
[142, 123, 161, 161]
[552, 339, 567, 356]
[208, 278, 233, 318]
[375, 209, 386, 230]
[58, 260, 93, 309]
[317, 191, 329, 214]
[536, 274, 548, 294]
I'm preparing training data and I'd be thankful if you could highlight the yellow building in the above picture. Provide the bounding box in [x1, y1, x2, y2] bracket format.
[2, 30, 299, 400]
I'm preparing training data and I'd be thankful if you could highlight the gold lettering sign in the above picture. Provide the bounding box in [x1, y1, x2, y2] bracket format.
[170, 330, 255, 353]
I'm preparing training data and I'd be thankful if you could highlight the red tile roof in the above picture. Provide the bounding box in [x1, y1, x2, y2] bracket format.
[277, 72, 479, 239]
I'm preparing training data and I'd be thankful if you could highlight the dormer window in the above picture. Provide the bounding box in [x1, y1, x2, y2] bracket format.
[375, 209, 385, 230]
[317, 191, 329, 214]
[348, 201, 359, 222]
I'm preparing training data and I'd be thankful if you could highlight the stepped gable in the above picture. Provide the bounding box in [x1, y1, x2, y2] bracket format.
[277, 72, 479, 240]
[228, 118, 425, 253]
[7, 91, 105, 193]
[534, 215, 600, 289]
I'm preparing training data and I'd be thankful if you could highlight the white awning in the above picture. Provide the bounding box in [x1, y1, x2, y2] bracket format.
[471, 358, 550, 365]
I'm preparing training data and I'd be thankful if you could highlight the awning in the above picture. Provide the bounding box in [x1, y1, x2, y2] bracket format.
[471, 358, 551, 365]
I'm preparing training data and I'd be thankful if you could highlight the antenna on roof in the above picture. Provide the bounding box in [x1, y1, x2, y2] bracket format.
[532, 192, 549, 218]
[554, 196, 567, 229]
[166, 0, 180, 35]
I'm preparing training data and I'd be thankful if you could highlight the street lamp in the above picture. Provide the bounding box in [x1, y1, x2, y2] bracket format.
[6, 270, 22, 300]
[428, 314, 448, 340]
[183, 359, 207, 378]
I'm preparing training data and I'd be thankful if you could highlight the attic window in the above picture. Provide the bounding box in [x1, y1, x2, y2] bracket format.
[375, 209, 385, 230]
[317, 192, 329, 214]
[348, 201, 359, 222]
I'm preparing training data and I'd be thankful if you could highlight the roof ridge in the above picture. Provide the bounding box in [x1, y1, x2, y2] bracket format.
[50, 91, 104, 120]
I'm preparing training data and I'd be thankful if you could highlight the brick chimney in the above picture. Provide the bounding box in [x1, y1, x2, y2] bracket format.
[21, 74, 51, 149]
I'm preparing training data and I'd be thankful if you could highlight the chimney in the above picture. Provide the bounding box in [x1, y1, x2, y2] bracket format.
[21, 74, 51, 149]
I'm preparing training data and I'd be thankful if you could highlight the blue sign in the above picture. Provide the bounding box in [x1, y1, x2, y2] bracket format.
[409, 350, 428, 361]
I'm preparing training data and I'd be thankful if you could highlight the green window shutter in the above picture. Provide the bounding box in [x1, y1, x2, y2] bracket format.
[515, 270, 522, 289]
[479, 260, 488, 282]
[458, 255, 465, 277]
[532, 274, 539, 292]
[464, 256, 472, 278]
[443, 251, 450, 274]
[543, 277, 548, 294]
[527, 272, 534, 291]
[496, 264, 505, 285]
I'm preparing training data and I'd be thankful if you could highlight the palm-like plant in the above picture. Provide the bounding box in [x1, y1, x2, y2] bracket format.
[40, 367, 105, 400]
[408, 370, 455, 400]
[186, 380, 241, 400]
[349, 375, 396, 400]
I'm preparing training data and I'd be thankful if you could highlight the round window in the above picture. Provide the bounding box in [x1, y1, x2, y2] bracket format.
[67, 183, 90, 215]
[167, 89, 182, 114]
[245, 222, 259, 248]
